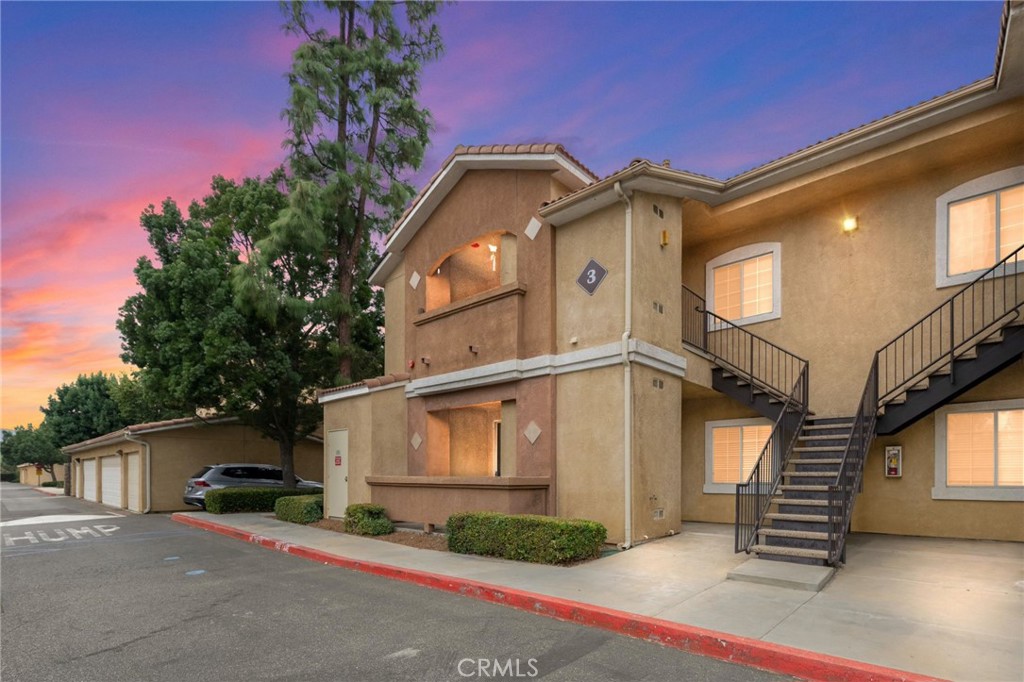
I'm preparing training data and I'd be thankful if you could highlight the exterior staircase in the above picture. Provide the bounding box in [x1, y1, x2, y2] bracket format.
[751, 418, 851, 566]
[681, 243, 1024, 569]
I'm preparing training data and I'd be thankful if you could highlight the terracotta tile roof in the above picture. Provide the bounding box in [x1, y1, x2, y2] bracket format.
[318, 372, 411, 398]
[385, 143, 597, 244]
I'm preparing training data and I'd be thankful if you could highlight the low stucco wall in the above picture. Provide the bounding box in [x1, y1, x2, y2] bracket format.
[366, 476, 550, 527]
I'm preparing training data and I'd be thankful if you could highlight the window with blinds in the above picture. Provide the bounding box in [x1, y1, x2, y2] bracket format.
[947, 183, 1024, 277]
[946, 408, 1024, 487]
[711, 423, 772, 484]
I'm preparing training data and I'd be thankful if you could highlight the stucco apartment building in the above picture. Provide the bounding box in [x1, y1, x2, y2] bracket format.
[321, 3, 1024, 566]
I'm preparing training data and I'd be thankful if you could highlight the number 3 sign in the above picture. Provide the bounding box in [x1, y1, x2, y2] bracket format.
[576, 258, 608, 295]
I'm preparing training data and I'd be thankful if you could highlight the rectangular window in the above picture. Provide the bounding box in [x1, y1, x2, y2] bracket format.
[713, 253, 773, 322]
[709, 423, 772, 485]
[947, 183, 1024, 277]
[934, 400, 1024, 501]
[946, 409, 1023, 487]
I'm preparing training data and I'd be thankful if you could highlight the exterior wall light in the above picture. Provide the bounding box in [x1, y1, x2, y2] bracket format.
[842, 216, 859, 233]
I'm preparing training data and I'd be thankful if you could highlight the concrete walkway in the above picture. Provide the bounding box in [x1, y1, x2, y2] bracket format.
[174, 513, 1022, 682]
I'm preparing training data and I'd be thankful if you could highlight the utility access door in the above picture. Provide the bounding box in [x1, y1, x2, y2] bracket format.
[326, 429, 349, 519]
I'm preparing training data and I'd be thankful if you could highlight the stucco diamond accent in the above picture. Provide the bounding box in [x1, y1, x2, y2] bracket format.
[524, 217, 543, 241]
[410, 432, 422, 450]
[409, 270, 421, 290]
[523, 421, 542, 445]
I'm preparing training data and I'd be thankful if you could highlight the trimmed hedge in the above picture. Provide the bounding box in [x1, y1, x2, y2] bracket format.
[205, 487, 318, 514]
[344, 503, 394, 536]
[447, 512, 607, 565]
[275, 494, 324, 524]
[41, 480, 64, 488]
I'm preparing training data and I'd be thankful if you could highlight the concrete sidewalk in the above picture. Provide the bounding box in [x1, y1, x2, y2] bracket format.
[173, 513, 1022, 682]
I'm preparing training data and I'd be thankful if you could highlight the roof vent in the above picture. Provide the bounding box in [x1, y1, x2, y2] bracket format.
[662, 159, 671, 167]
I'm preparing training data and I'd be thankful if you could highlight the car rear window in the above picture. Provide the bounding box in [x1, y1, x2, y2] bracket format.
[190, 466, 213, 479]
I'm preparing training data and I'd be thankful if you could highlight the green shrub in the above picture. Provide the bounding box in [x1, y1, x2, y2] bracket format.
[0, 473, 16, 483]
[447, 512, 607, 565]
[41, 480, 64, 488]
[275, 494, 324, 524]
[344, 503, 394, 536]
[205, 487, 317, 514]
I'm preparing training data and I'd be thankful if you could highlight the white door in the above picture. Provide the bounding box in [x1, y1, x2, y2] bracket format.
[83, 460, 98, 502]
[126, 453, 141, 512]
[101, 456, 123, 508]
[326, 429, 349, 518]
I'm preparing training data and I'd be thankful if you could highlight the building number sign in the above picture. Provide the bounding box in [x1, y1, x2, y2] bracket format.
[576, 258, 608, 296]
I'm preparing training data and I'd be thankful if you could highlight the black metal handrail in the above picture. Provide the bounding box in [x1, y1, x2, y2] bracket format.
[681, 285, 808, 403]
[679, 285, 812, 553]
[827, 358, 877, 564]
[877, 243, 1023, 405]
[735, 365, 809, 553]
[828, 244, 1023, 565]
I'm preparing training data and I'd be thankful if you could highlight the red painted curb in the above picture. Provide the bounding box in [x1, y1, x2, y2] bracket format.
[171, 513, 947, 682]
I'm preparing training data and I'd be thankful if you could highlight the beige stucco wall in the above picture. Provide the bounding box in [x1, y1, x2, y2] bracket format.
[853, 361, 1024, 541]
[556, 365, 625, 542]
[18, 463, 65, 486]
[681, 102, 1024, 417]
[631, 191, 684, 351]
[322, 383, 408, 513]
[383, 260, 407, 375]
[555, 202, 626, 353]
[631, 364, 682, 539]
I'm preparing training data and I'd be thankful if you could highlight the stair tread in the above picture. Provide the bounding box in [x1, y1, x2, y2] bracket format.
[791, 458, 843, 465]
[797, 434, 845, 441]
[793, 446, 845, 452]
[765, 512, 828, 522]
[783, 471, 838, 478]
[751, 544, 828, 559]
[778, 484, 829, 491]
[773, 497, 829, 506]
[758, 528, 828, 540]
[802, 423, 853, 430]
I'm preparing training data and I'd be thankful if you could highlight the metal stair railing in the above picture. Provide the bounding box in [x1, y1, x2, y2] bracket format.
[681, 285, 808, 404]
[828, 244, 1023, 565]
[679, 285, 811, 553]
[735, 365, 808, 553]
[877, 243, 1023, 405]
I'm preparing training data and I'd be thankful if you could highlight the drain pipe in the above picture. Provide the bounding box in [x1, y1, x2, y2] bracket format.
[123, 431, 152, 513]
[614, 181, 633, 550]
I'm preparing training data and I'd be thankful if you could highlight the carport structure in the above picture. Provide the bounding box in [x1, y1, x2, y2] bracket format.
[63, 417, 324, 513]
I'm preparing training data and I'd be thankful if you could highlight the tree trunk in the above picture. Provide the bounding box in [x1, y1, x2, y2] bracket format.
[279, 439, 297, 489]
[44, 465, 56, 482]
[64, 454, 72, 496]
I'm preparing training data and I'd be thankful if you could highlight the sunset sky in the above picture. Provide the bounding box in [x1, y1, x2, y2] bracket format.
[0, 1, 1005, 429]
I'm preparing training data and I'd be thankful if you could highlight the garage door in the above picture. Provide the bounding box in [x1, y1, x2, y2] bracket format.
[83, 460, 98, 502]
[126, 453, 141, 512]
[101, 456, 123, 508]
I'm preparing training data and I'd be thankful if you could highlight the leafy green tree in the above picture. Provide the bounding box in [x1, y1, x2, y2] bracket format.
[119, 174, 347, 487]
[0, 424, 62, 481]
[109, 373, 187, 426]
[268, 0, 443, 381]
[41, 373, 128, 448]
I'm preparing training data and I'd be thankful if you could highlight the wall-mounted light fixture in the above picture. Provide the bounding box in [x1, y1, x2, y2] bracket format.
[420, 357, 431, 366]
[842, 216, 859, 234]
[468, 345, 479, 354]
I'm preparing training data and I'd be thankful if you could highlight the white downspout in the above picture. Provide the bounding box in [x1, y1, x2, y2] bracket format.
[123, 432, 152, 513]
[614, 181, 633, 550]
